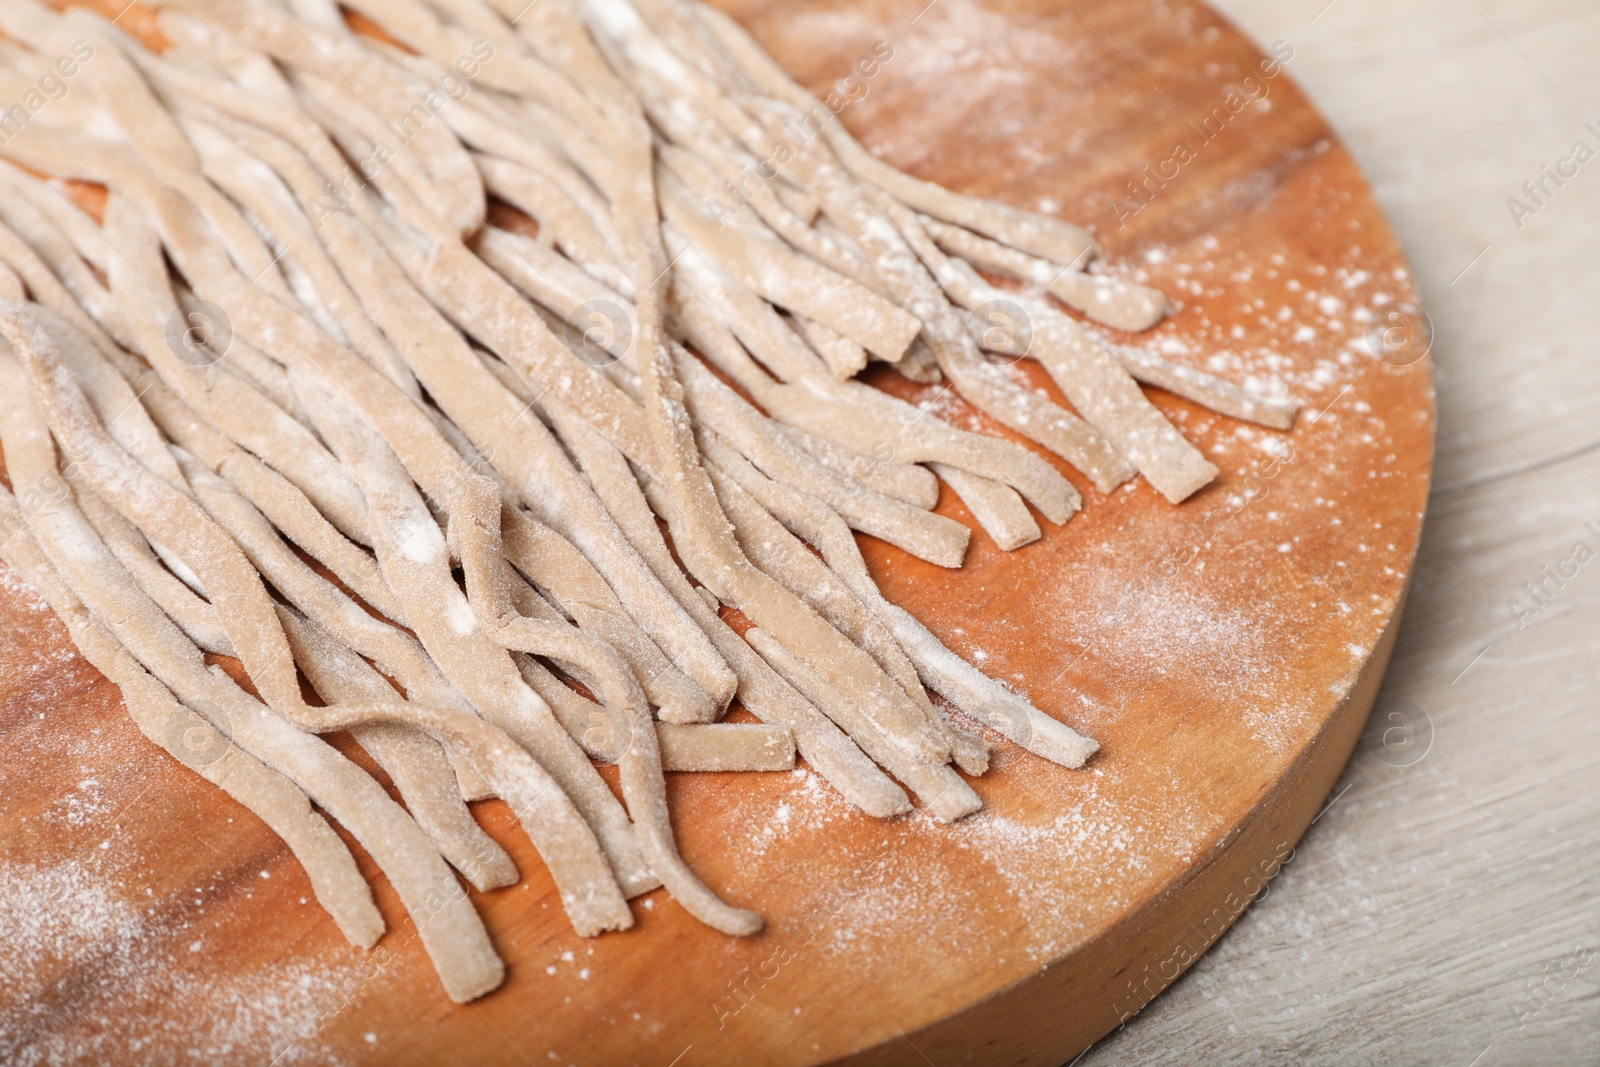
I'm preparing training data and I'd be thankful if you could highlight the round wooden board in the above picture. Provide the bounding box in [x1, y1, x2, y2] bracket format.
[0, 1, 1434, 1064]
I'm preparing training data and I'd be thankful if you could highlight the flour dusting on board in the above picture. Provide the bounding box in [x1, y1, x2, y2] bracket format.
[0, 856, 357, 1066]
[946, 798, 1147, 961]
[0, 565, 50, 614]
[720, 764, 1175, 967]
[735, 767, 866, 862]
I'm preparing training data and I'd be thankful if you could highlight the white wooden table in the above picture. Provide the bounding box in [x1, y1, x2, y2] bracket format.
[1084, 1, 1600, 1063]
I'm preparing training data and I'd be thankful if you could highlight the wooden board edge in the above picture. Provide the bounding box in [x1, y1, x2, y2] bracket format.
[836, 584, 1412, 1067]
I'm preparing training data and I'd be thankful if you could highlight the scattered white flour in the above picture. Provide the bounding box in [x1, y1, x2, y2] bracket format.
[43, 779, 112, 829]
[0, 856, 369, 1066]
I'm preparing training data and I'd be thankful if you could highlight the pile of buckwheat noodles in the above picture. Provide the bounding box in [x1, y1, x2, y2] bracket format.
[0, 0, 1296, 1000]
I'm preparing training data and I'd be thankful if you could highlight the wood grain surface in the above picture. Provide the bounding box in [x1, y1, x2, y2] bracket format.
[0, 1, 1433, 1064]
